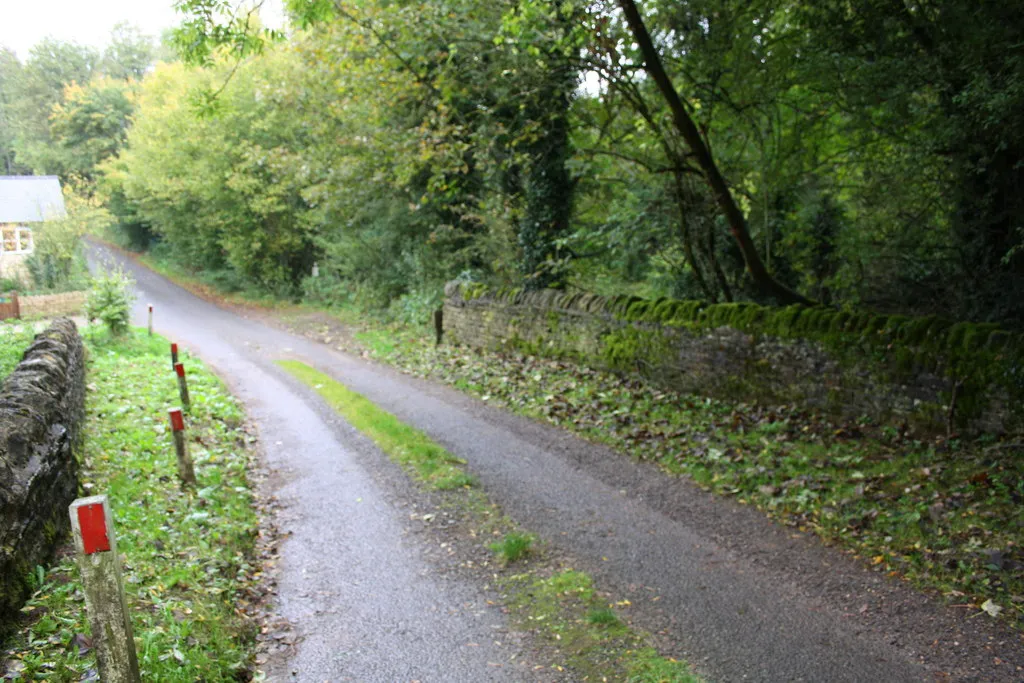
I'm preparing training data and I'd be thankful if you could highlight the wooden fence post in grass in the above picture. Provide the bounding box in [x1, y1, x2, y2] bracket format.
[168, 408, 197, 487]
[69, 495, 142, 683]
[147, 304, 153, 336]
[433, 308, 443, 346]
[174, 362, 190, 410]
[170, 342, 179, 370]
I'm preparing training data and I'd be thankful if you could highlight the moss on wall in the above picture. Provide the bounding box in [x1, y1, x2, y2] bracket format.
[444, 283, 1024, 434]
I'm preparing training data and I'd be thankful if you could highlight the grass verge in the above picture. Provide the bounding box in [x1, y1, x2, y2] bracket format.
[0, 322, 39, 382]
[1, 329, 260, 681]
[277, 359, 701, 681]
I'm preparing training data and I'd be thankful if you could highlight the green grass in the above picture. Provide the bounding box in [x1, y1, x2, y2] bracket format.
[0, 322, 38, 381]
[278, 358, 701, 681]
[489, 532, 535, 564]
[1, 329, 260, 681]
[277, 360, 475, 490]
[504, 569, 700, 682]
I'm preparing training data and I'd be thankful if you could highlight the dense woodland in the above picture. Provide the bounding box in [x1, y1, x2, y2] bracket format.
[2, 1, 1023, 327]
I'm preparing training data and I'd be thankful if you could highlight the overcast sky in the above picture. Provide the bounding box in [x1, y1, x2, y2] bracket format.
[0, 0, 285, 59]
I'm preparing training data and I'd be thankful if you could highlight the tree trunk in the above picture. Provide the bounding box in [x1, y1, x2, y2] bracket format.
[616, 0, 811, 306]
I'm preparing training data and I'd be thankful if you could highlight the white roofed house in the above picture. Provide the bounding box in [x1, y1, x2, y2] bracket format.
[0, 176, 65, 282]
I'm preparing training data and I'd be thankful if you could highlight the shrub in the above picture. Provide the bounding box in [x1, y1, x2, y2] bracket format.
[86, 267, 135, 336]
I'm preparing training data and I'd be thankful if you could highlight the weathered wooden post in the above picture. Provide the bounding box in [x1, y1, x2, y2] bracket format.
[69, 496, 141, 683]
[168, 408, 197, 487]
[147, 304, 153, 336]
[170, 342, 179, 370]
[433, 308, 443, 346]
[174, 362, 190, 410]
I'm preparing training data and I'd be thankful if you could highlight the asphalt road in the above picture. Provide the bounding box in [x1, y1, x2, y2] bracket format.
[90, 243, 1023, 682]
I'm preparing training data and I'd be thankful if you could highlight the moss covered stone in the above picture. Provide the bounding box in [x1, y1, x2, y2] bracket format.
[442, 283, 1024, 435]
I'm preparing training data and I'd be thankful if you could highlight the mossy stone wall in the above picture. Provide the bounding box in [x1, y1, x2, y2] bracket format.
[443, 282, 1024, 435]
[0, 319, 85, 630]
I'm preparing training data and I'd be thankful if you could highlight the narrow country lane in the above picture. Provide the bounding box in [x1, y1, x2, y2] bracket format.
[89, 244, 535, 682]
[90, 242, 1024, 682]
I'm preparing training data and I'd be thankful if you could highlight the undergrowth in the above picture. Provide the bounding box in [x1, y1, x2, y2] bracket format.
[1, 329, 260, 681]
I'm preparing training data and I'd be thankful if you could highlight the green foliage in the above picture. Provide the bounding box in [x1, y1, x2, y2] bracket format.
[48, 78, 136, 181]
[75, 0, 1024, 323]
[1, 331, 258, 680]
[0, 323, 39, 382]
[25, 186, 101, 292]
[85, 266, 134, 336]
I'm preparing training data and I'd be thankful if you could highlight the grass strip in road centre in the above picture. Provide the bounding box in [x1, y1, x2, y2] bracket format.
[278, 359, 701, 682]
[1, 329, 260, 682]
[277, 359, 474, 490]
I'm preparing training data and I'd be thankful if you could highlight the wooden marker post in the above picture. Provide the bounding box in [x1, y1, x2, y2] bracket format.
[174, 362, 190, 410]
[433, 308, 443, 346]
[170, 342, 179, 370]
[147, 304, 153, 336]
[69, 496, 141, 683]
[168, 408, 197, 487]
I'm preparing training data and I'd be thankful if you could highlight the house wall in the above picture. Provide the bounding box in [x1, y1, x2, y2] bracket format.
[0, 222, 32, 283]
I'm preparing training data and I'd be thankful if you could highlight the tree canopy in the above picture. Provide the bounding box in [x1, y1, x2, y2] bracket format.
[11, 0, 1024, 325]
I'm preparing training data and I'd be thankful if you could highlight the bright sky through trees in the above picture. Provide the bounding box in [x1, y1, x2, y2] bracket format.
[0, 0, 285, 57]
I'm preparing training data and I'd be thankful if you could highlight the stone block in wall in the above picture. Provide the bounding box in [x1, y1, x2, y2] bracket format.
[0, 318, 85, 630]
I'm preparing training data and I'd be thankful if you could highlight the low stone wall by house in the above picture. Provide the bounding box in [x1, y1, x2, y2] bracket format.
[0, 319, 85, 629]
[20, 291, 87, 319]
[444, 283, 1024, 435]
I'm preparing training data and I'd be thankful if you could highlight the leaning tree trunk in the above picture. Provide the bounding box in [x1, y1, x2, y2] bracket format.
[616, 0, 811, 306]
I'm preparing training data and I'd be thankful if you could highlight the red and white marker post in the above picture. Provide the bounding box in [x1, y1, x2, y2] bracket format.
[168, 408, 197, 487]
[147, 304, 153, 336]
[174, 362, 190, 410]
[69, 496, 141, 683]
[170, 342, 179, 370]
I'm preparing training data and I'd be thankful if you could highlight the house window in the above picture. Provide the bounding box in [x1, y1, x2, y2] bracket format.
[1, 226, 33, 254]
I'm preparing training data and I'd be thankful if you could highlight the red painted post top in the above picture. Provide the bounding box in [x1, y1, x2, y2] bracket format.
[77, 502, 110, 555]
[148, 304, 153, 312]
[174, 363, 185, 378]
[170, 343, 178, 354]
[169, 408, 185, 432]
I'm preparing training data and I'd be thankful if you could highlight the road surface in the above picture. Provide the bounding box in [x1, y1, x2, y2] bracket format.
[91, 243, 1023, 682]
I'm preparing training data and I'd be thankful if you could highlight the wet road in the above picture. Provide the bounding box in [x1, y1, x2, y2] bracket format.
[91, 242, 1024, 682]
[91, 245, 529, 681]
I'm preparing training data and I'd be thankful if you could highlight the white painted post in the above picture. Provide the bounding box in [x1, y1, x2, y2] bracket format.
[174, 362, 190, 410]
[169, 408, 197, 487]
[170, 342, 179, 370]
[147, 304, 153, 336]
[69, 496, 141, 683]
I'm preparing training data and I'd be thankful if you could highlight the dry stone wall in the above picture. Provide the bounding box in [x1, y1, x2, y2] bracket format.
[444, 283, 1024, 435]
[0, 319, 85, 629]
